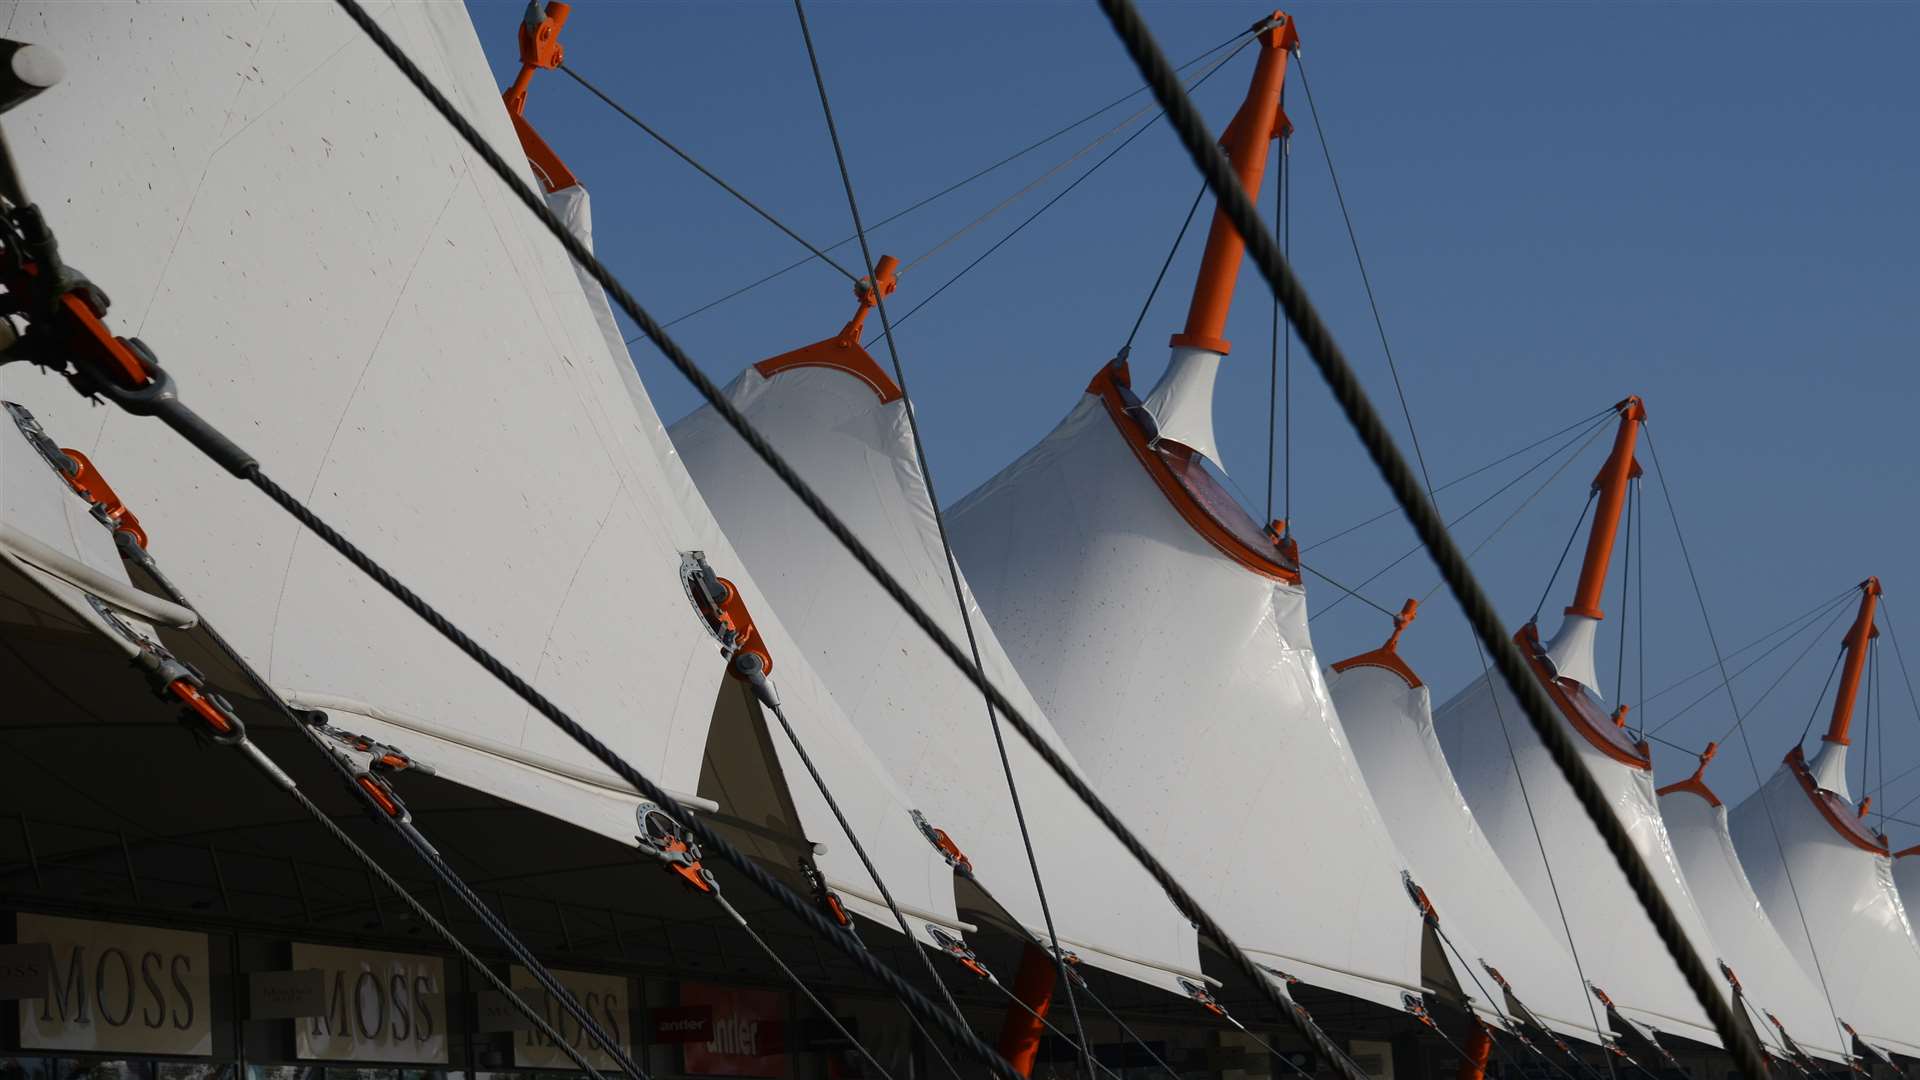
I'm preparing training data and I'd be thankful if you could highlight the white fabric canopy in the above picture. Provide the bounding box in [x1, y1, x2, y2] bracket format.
[1897, 854, 1920, 916]
[1329, 661, 1604, 1044]
[946, 360, 1434, 1013]
[0, 0, 956, 943]
[1433, 618, 1732, 1049]
[670, 360, 1206, 993]
[1729, 742, 1920, 1058]
[1658, 786, 1849, 1062]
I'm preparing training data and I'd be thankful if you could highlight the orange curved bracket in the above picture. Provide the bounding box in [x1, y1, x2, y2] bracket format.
[1518, 622, 1651, 770]
[501, 2, 579, 194]
[1089, 359, 1301, 584]
[752, 256, 904, 403]
[1655, 741, 1721, 806]
[1332, 598, 1422, 687]
[1783, 744, 1888, 855]
[59, 447, 148, 549]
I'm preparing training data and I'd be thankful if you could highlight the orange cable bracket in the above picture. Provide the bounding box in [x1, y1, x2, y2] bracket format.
[752, 255, 904, 403]
[911, 809, 975, 877]
[501, 1, 579, 194]
[1331, 598, 1422, 688]
[1655, 741, 1721, 806]
[635, 801, 717, 896]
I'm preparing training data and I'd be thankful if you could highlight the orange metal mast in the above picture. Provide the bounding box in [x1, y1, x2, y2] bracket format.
[502, 2, 579, 194]
[1169, 12, 1298, 356]
[1823, 578, 1882, 746]
[1563, 397, 1646, 620]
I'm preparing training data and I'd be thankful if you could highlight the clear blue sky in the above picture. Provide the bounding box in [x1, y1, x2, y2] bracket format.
[469, 2, 1920, 844]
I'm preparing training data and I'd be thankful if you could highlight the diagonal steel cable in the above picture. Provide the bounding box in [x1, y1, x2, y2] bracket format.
[1090, 2, 1768, 1073]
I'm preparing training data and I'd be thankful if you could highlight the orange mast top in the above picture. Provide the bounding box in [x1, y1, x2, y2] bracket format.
[1169, 12, 1298, 356]
[1824, 577, 1882, 746]
[1563, 396, 1646, 621]
[502, 2, 579, 194]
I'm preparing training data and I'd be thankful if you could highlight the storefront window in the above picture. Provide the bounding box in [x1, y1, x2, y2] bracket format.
[2, 1059, 235, 1080]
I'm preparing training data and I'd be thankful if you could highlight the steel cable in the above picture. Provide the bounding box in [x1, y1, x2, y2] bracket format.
[122, 545, 653, 1080]
[1089, 2, 1768, 1073]
[788, 0, 1096, 1068]
[558, 64, 858, 283]
[312, 5, 1366, 1077]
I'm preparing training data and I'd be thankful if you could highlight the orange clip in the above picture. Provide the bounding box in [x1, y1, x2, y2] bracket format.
[660, 836, 714, 895]
[355, 773, 404, 819]
[58, 448, 148, 549]
[168, 679, 235, 737]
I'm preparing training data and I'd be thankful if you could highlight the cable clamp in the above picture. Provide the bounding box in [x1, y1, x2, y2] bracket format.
[1399, 993, 1436, 1030]
[910, 809, 973, 876]
[680, 551, 774, 683]
[311, 720, 436, 777]
[926, 926, 993, 981]
[1401, 869, 1438, 927]
[1052, 947, 1087, 989]
[1179, 976, 1228, 1019]
[799, 857, 858, 940]
[635, 800, 716, 895]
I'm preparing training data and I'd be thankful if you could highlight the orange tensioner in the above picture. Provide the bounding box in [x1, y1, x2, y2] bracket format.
[502, 1, 579, 194]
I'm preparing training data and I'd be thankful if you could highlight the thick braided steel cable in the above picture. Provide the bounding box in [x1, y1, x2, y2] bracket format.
[1308, 411, 1611, 622]
[241, 459, 1018, 1079]
[1089, 2, 1766, 1074]
[1641, 425, 1850, 1056]
[150, 718, 608, 1078]
[312, 5, 1359, 1076]
[120, 545, 653, 1080]
[1307, 404, 1615, 551]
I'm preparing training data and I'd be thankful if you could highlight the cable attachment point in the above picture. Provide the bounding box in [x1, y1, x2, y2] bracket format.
[1178, 977, 1228, 1019]
[1052, 947, 1087, 990]
[799, 858, 857, 940]
[1400, 870, 1439, 927]
[634, 800, 716, 895]
[1398, 993, 1437, 1030]
[500, 2, 577, 194]
[680, 551, 774, 684]
[312, 722, 437, 777]
[909, 809, 973, 877]
[925, 926, 993, 982]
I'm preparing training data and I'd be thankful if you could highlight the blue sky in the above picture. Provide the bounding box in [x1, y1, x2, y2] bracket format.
[469, 2, 1920, 843]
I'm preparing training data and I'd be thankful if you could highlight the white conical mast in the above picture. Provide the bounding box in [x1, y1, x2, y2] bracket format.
[1541, 395, 1645, 695]
[1139, 12, 1297, 472]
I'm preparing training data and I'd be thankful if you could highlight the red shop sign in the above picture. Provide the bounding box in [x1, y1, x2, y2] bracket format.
[677, 983, 788, 1077]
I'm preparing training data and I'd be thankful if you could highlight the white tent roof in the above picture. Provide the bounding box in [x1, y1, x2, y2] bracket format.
[1898, 854, 1920, 917]
[1328, 658, 1604, 1045]
[1658, 785, 1850, 1062]
[0, 0, 958, 944]
[1729, 741, 1920, 1058]
[944, 359, 1441, 1013]
[669, 357, 1207, 992]
[1432, 617, 1733, 1049]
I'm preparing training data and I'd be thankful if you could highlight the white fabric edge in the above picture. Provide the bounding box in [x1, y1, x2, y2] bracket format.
[282, 689, 717, 814]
